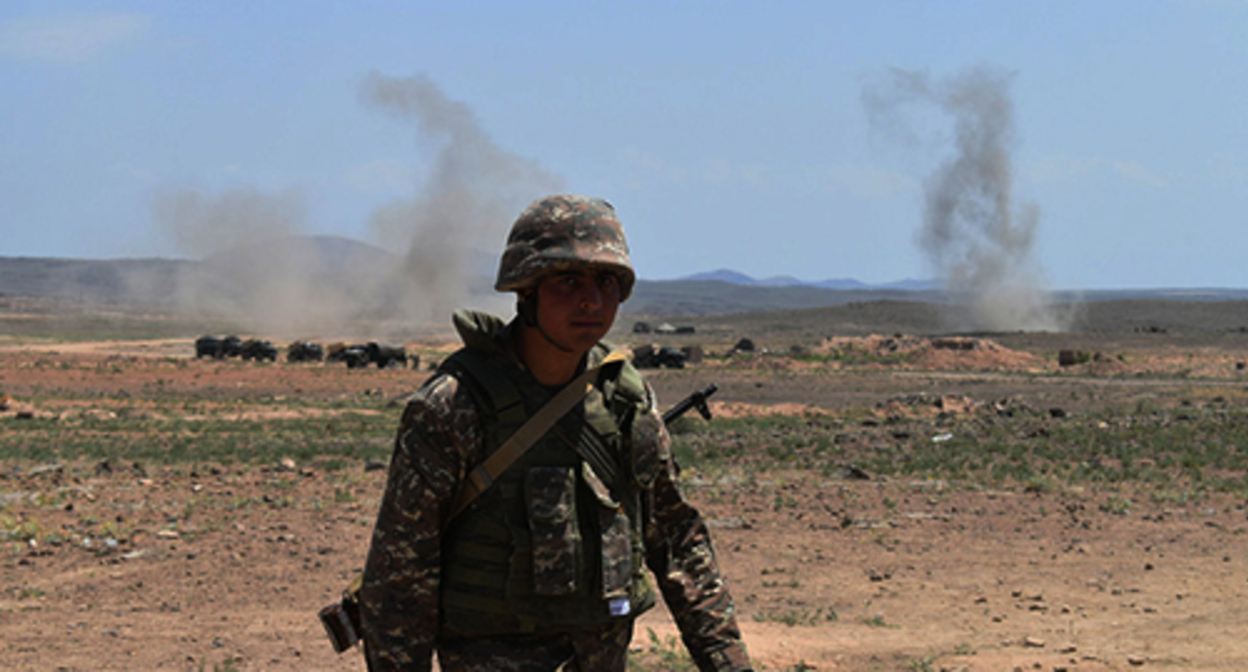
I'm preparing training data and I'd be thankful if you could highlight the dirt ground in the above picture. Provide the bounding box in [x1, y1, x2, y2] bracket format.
[4, 335, 1248, 671]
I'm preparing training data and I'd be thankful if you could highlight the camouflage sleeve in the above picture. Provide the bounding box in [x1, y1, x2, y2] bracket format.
[641, 383, 754, 672]
[359, 372, 481, 672]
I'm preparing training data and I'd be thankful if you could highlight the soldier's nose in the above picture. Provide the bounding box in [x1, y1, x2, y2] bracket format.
[580, 285, 604, 309]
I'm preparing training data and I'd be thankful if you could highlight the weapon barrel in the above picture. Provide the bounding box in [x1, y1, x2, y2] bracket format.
[662, 383, 719, 425]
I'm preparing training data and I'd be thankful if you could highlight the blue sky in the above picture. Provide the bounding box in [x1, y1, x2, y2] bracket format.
[2, 1, 1246, 290]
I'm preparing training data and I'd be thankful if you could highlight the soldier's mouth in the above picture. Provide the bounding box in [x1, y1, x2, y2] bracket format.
[568, 315, 607, 329]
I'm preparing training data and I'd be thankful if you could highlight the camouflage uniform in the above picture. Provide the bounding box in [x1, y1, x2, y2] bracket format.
[359, 310, 752, 672]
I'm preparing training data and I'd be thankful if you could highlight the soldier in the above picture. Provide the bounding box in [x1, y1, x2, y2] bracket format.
[359, 195, 752, 671]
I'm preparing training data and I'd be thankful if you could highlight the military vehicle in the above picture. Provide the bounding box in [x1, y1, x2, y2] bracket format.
[726, 337, 756, 356]
[220, 336, 245, 358]
[326, 342, 409, 369]
[195, 335, 245, 359]
[631, 344, 686, 369]
[195, 335, 221, 359]
[287, 341, 325, 363]
[240, 339, 278, 361]
[326, 343, 366, 368]
[365, 342, 408, 369]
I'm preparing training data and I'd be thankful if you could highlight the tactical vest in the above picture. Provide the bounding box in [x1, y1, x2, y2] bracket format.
[437, 312, 659, 637]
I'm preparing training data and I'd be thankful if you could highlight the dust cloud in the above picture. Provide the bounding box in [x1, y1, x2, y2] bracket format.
[151, 187, 400, 338]
[359, 71, 564, 325]
[864, 67, 1070, 332]
[146, 73, 561, 338]
[152, 188, 304, 259]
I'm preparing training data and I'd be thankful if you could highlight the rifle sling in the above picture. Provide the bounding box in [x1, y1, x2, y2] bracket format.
[449, 349, 627, 520]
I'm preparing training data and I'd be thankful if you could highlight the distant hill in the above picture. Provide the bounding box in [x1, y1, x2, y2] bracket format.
[0, 236, 501, 308]
[624, 279, 942, 316]
[8, 242, 1248, 321]
[680, 269, 757, 284]
[620, 296, 1248, 341]
[755, 275, 805, 287]
[202, 235, 498, 279]
[872, 278, 942, 291]
[677, 268, 937, 291]
[202, 235, 399, 276]
[0, 256, 185, 305]
[808, 278, 869, 290]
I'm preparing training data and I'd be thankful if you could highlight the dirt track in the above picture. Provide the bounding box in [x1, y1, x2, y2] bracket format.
[4, 336, 1248, 671]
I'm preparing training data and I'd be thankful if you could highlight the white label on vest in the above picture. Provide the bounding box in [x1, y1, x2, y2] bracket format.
[609, 596, 631, 617]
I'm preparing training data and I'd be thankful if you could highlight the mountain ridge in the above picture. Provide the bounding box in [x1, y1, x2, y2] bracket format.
[677, 268, 938, 291]
[7, 237, 1248, 319]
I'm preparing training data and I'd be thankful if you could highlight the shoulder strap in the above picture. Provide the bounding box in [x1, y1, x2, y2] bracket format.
[449, 349, 628, 519]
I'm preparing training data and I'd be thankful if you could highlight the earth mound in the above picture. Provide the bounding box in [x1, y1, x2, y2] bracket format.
[813, 334, 1047, 371]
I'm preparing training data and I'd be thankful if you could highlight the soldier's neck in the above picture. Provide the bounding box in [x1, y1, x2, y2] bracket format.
[514, 324, 589, 387]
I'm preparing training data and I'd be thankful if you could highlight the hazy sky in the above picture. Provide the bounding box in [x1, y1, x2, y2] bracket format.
[2, 1, 1246, 290]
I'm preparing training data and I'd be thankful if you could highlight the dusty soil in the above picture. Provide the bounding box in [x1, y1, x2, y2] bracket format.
[3, 334, 1248, 671]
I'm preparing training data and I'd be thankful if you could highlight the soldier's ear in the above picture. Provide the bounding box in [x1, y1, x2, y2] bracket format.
[517, 290, 538, 327]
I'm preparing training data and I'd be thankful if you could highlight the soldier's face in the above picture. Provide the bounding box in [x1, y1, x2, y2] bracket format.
[534, 268, 621, 354]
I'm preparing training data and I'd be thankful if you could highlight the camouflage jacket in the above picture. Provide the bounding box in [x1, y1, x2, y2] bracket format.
[359, 313, 751, 671]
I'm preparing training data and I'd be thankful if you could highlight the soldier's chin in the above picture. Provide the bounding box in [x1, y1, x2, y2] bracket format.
[565, 327, 608, 349]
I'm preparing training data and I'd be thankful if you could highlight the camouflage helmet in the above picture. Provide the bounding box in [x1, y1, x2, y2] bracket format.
[495, 194, 635, 301]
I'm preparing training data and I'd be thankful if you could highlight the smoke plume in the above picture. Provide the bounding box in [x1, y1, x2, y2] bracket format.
[151, 187, 400, 336]
[153, 188, 304, 259]
[360, 72, 564, 325]
[864, 67, 1067, 332]
[147, 73, 561, 338]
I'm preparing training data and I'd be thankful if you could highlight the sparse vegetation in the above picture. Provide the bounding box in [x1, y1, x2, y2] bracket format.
[752, 607, 837, 626]
[859, 614, 896, 628]
[667, 401, 1248, 499]
[909, 655, 936, 672]
[8, 297, 1248, 669]
[0, 400, 395, 465]
[628, 628, 696, 672]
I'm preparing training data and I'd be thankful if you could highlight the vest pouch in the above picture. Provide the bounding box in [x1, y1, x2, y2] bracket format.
[629, 410, 667, 489]
[441, 343, 663, 636]
[581, 462, 633, 599]
[525, 466, 579, 595]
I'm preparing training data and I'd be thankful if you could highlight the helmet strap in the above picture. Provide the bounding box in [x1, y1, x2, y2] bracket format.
[517, 292, 538, 327]
[518, 292, 575, 354]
